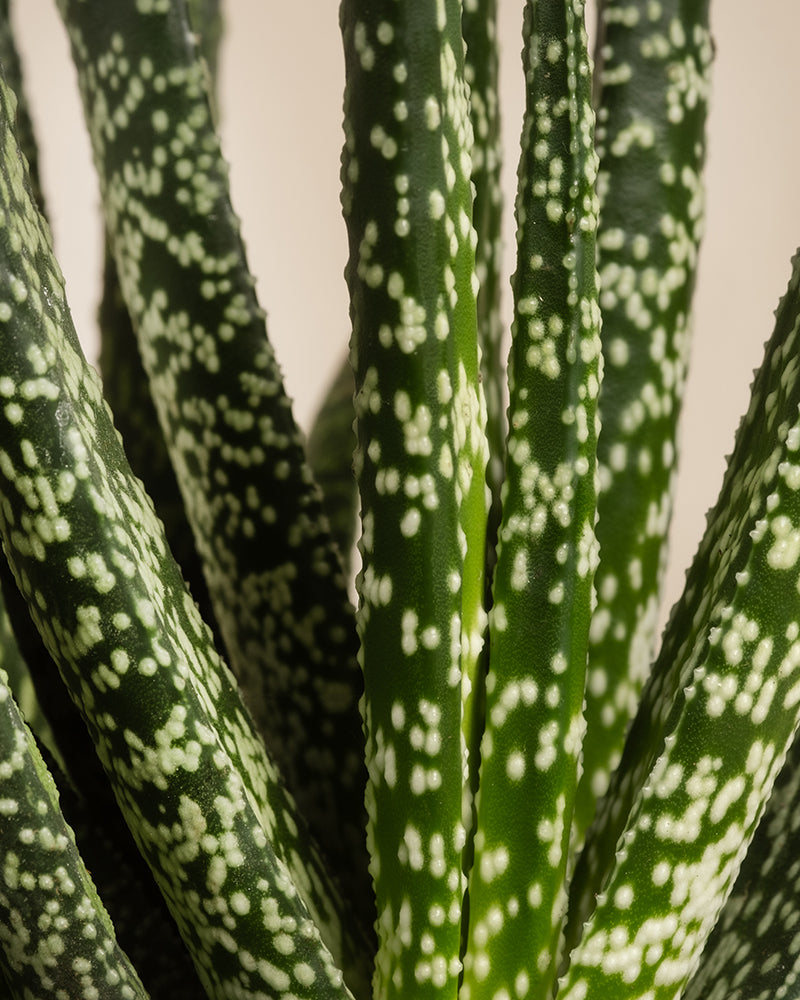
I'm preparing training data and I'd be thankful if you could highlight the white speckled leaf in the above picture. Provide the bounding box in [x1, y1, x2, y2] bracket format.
[559, 250, 800, 1000]
[96, 0, 224, 656]
[0, 66, 365, 1000]
[462, 1, 601, 998]
[0, 667, 150, 1000]
[340, 0, 490, 996]
[683, 730, 800, 1000]
[577, 0, 713, 838]
[55, 0, 370, 915]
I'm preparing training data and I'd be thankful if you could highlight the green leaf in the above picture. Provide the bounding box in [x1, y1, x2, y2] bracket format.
[559, 249, 800, 1000]
[56, 0, 369, 915]
[97, 246, 222, 654]
[576, 0, 713, 838]
[340, 1, 490, 995]
[683, 730, 800, 1000]
[0, 0, 60, 763]
[461, 3, 600, 998]
[462, 0, 505, 566]
[96, 0, 224, 653]
[0, 667, 150, 1000]
[27, 729, 206, 1000]
[0, 65, 366, 1000]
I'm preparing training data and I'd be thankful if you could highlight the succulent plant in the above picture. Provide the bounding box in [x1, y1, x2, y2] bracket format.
[1, 2, 798, 1000]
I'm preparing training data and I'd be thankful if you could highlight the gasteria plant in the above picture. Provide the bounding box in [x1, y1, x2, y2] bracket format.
[1, 1, 799, 1000]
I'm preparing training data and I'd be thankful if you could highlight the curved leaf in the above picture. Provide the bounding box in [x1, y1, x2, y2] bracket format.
[0, 66, 366, 1000]
[683, 729, 800, 1000]
[559, 249, 800, 1000]
[55, 0, 369, 915]
[0, 667, 149, 1000]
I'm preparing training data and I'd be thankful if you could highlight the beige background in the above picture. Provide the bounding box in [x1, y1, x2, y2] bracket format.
[12, 2, 800, 636]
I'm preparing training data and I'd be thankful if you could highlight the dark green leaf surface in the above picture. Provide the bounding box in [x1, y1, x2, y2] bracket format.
[97, 0, 223, 650]
[1, 4, 796, 1000]
[683, 730, 800, 1000]
[98, 246, 221, 653]
[0, 545, 125, 853]
[50, 740, 206, 1000]
[341, 1, 489, 996]
[462, 3, 600, 998]
[0, 67, 364, 1000]
[0, 668, 149, 1000]
[55, 0, 369, 914]
[306, 355, 358, 580]
[559, 250, 800, 1000]
[0, 0, 58, 758]
[576, 0, 713, 836]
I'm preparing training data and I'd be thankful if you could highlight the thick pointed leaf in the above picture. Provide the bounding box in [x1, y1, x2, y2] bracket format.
[340, 1, 490, 995]
[55, 0, 369, 917]
[97, 0, 224, 649]
[559, 250, 800, 1000]
[683, 730, 800, 1000]
[0, 668, 150, 1000]
[576, 0, 713, 837]
[461, 3, 600, 998]
[463, 0, 505, 563]
[0, 67, 366, 1000]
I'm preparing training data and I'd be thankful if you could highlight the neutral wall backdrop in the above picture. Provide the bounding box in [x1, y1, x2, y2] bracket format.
[11, 2, 800, 638]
